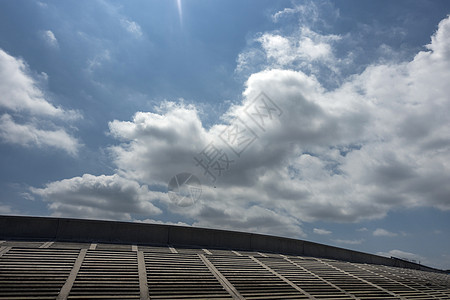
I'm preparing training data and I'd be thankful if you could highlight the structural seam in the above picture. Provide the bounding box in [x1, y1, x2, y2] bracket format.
[282, 255, 359, 300]
[351, 263, 439, 299]
[202, 248, 212, 255]
[39, 241, 54, 248]
[0, 246, 12, 258]
[314, 258, 405, 300]
[370, 264, 449, 298]
[56, 248, 87, 300]
[198, 253, 244, 300]
[137, 251, 150, 300]
[249, 256, 315, 299]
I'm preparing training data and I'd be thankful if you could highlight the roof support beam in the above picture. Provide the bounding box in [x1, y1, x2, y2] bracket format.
[249, 256, 315, 299]
[282, 255, 359, 300]
[314, 258, 405, 300]
[0, 246, 11, 258]
[198, 253, 244, 300]
[137, 251, 150, 300]
[56, 249, 87, 300]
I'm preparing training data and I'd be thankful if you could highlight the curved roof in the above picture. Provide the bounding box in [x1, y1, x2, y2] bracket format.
[0, 215, 449, 299]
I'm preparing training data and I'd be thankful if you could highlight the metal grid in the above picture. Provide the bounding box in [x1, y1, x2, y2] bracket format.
[207, 255, 310, 299]
[144, 252, 232, 299]
[68, 250, 140, 299]
[0, 240, 449, 299]
[0, 248, 78, 299]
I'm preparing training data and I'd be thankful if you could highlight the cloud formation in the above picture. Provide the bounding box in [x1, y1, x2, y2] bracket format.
[373, 228, 398, 237]
[313, 228, 332, 235]
[0, 49, 81, 154]
[41, 30, 59, 48]
[377, 249, 426, 264]
[120, 18, 143, 38]
[31, 15, 450, 238]
[0, 114, 80, 155]
[31, 174, 162, 221]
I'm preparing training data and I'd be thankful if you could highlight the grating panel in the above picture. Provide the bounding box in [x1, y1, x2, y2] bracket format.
[0, 248, 78, 299]
[144, 252, 232, 299]
[68, 250, 140, 299]
[207, 255, 310, 299]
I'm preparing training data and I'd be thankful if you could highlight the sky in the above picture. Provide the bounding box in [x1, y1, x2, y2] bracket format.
[0, 0, 449, 269]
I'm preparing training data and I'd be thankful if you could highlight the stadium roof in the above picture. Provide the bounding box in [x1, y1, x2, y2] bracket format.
[0, 215, 449, 299]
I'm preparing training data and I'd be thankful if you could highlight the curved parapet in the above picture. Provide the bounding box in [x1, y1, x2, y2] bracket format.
[0, 214, 443, 273]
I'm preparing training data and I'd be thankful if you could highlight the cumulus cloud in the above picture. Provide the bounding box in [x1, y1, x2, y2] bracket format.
[313, 228, 332, 235]
[41, 30, 58, 48]
[0, 49, 81, 154]
[108, 102, 208, 185]
[332, 239, 364, 245]
[258, 28, 340, 65]
[0, 114, 80, 155]
[31, 15, 450, 237]
[373, 228, 398, 237]
[0, 49, 78, 118]
[237, 28, 341, 80]
[31, 174, 162, 221]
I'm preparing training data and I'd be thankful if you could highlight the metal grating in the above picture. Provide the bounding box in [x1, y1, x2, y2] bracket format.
[68, 250, 140, 299]
[0, 248, 78, 299]
[287, 256, 400, 299]
[0, 239, 449, 299]
[144, 252, 232, 299]
[207, 255, 310, 299]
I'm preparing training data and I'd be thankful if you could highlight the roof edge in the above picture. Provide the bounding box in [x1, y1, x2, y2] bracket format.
[0, 214, 444, 273]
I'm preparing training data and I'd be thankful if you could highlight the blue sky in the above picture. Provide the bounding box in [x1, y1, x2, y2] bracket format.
[1, 0, 450, 269]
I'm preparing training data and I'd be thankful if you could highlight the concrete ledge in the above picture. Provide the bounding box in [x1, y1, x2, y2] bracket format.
[0, 215, 443, 273]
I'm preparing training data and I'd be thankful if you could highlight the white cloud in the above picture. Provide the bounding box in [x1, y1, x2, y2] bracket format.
[258, 28, 339, 64]
[373, 228, 398, 237]
[0, 49, 78, 119]
[31, 174, 162, 221]
[136, 219, 190, 227]
[357, 227, 368, 232]
[41, 30, 58, 48]
[120, 18, 143, 38]
[0, 114, 80, 155]
[0, 205, 12, 214]
[377, 249, 424, 264]
[313, 228, 332, 235]
[31, 16, 450, 238]
[108, 102, 208, 185]
[332, 239, 364, 245]
[271, 2, 319, 24]
[237, 28, 341, 77]
[0, 49, 81, 154]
